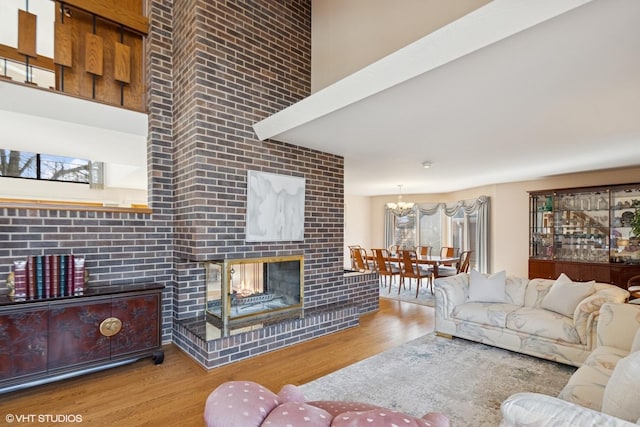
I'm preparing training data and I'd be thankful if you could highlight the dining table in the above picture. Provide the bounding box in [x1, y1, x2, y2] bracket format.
[366, 254, 459, 278]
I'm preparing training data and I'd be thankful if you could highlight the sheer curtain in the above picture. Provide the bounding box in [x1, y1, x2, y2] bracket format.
[384, 196, 490, 272]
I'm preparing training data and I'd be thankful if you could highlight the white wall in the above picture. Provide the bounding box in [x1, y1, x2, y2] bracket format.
[344, 194, 372, 268]
[351, 166, 640, 278]
[311, 0, 490, 92]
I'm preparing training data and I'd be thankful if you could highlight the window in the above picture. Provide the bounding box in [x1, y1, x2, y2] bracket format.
[394, 213, 417, 250]
[419, 209, 442, 251]
[385, 196, 489, 272]
[0, 149, 89, 184]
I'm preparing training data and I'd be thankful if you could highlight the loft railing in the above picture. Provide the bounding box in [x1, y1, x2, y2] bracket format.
[0, 0, 148, 112]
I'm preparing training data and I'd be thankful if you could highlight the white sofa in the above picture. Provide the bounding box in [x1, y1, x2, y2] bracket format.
[501, 302, 640, 426]
[434, 272, 629, 367]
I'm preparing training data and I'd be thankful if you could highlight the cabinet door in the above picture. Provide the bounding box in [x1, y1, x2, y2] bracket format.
[111, 293, 160, 357]
[529, 259, 555, 280]
[48, 301, 111, 369]
[555, 262, 611, 283]
[611, 265, 640, 290]
[0, 310, 48, 380]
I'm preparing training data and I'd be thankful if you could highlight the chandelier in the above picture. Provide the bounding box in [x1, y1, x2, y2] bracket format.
[386, 185, 415, 217]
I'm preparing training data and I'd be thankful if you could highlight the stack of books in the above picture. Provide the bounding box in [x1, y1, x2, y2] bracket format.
[12, 255, 86, 301]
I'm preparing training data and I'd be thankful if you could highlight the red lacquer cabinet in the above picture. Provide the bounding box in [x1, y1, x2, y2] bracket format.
[0, 284, 164, 394]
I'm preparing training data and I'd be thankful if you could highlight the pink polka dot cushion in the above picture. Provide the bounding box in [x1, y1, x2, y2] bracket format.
[277, 384, 306, 404]
[261, 401, 332, 426]
[306, 401, 385, 417]
[329, 409, 435, 427]
[204, 381, 280, 427]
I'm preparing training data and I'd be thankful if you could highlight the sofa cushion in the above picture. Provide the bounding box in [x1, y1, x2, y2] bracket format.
[631, 328, 640, 353]
[453, 302, 520, 328]
[540, 274, 595, 318]
[467, 269, 506, 303]
[504, 276, 529, 306]
[506, 307, 580, 344]
[558, 346, 627, 411]
[583, 345, 629, 373]
[558, 364, 609, 411]
[602, 351, 640, 422]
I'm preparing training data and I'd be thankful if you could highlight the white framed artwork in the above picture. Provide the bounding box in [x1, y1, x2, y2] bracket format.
[246, 171, 305, 242]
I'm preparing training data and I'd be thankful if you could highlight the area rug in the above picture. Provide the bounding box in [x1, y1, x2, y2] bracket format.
[299, 333, 575, 426]
[379, 281, 436, 307]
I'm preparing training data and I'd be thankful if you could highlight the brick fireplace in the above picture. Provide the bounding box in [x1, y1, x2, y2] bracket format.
[166, 0, 380, 369]
[0, 0, 379, 372]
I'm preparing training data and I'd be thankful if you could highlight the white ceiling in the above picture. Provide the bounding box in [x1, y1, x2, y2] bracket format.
[254, 0, 640, 196]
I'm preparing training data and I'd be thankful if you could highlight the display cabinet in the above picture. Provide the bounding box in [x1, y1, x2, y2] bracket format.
[529, 183, 640, 289]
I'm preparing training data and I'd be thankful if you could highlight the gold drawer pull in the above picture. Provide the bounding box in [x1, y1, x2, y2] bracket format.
[100, 317, 122, 337]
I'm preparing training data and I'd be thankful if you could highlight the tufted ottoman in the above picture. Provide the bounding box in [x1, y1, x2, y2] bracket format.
[204, 381, 450, 427]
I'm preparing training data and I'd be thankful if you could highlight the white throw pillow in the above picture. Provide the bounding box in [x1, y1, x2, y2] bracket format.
[467, 269, 506, 303]
[602, 351, 640, 422]
[540, 273, 595, 318]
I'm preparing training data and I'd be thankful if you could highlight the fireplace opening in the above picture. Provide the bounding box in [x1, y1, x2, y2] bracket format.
[205, 255, 303, 328]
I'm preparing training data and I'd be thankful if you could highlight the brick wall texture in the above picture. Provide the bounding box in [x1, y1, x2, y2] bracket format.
[0, 0, 378, 366]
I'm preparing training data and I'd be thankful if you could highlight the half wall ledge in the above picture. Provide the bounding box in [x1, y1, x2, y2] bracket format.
[173, 303, 360, 370]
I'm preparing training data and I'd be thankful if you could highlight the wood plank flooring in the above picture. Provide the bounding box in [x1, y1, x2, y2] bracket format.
[0, 298, 434, 426]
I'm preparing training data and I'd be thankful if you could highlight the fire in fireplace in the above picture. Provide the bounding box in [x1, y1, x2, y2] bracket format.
[205, 255, 303, 328]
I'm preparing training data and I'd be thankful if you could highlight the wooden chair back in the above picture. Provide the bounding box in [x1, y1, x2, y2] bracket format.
[350, 246, 368, 271]
[373, 248, 394, 275]
[399, 249, 421, 279]
[440, 247, 456, 258]
[417, 246, 432, 257]
[457, 250, 472, 273]
[388, 244, 400, 255]
[440, 247, 458, 266]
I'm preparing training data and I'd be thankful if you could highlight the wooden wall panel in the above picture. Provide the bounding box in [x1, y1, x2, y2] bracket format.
[54, 21, 73, 67]
[17, 10, 37, 58]
[93, 19, 120, 107]
[56, 7, 93, 97]
[50, 2, 144, 111]
[85, 33, 104, 76]
[114, 42, 131, 83]
[122, 30, 145, 111]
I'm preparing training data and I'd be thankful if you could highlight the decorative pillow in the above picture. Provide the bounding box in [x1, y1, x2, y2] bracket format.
[602, 351, 640, 422]
[541, 273, 595, 318]
[466, 269, 507, 303]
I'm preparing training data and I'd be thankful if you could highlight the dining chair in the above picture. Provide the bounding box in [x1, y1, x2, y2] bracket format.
[398, 249, 432, 297]
[348, 245, 362, 270]
[373, 248, 400, 289]
[388, 244, 400, 255]
[439, 247, 458, 266]
[438, 250, 472, 278]
[627, 275, 640, 304]
[350, 246, 370, 272]
[417, 246, 432, 257]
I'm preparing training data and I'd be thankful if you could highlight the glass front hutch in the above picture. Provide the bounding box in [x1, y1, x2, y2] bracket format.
[529, 183, 640, 288]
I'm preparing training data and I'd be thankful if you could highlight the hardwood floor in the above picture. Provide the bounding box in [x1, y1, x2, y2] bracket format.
[0, 298, 434, 426]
